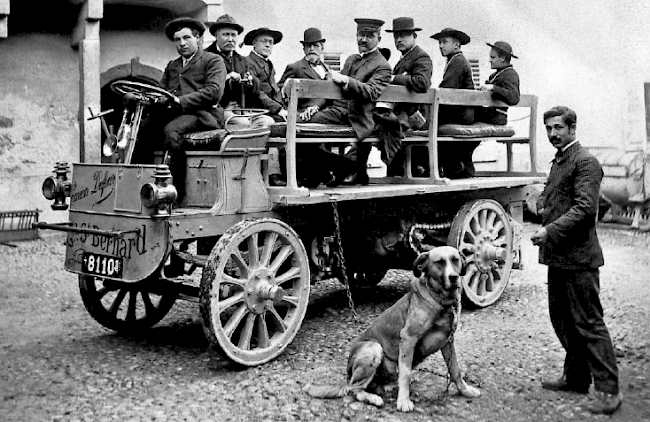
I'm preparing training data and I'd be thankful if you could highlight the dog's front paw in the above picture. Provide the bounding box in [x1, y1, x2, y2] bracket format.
[396, 396, 415, 412]
[459, 384, 481, 398]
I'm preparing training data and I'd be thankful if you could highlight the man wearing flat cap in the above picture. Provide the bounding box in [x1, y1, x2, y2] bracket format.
[133, 17, 226, 203]
[477, 41, 520, 126]
[430, 27, 477, 178]
[383, 16, 433, 176]
[309, 18, 392, 186]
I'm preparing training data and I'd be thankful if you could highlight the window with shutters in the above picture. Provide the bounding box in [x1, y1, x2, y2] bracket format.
[468, 58, 482, 89]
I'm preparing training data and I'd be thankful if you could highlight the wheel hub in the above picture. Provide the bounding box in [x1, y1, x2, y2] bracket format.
[474, 232, 507, 272]
[245, 268, 285, 314]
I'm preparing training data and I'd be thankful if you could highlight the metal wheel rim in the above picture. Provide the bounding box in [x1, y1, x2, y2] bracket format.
[79, 275, 176, 332]
[449, 200, 513, 307]
[200, 218, 310, 366]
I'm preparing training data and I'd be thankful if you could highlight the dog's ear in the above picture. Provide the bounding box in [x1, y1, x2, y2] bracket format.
[412, 252, 429, 278]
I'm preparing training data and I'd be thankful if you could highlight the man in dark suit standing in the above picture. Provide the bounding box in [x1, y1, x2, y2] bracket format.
[477, 41, 520, 125]
[310, 18, 392, 186]
[383, 17, 433, 176]
[142, 17, 226, 202]
[278, 27, 329, 121]
[532, 106, 622, 415]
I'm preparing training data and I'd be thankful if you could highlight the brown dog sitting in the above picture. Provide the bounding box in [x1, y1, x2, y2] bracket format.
[303, 246, 480, 412]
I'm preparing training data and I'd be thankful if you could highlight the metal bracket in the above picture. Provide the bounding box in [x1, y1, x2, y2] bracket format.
[232, 149, 250, 180]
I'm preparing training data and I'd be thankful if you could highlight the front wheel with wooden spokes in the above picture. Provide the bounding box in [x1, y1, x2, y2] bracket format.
[79, 275, 177, 333]
[199, 218, 310, 366]
[448, 199, 513, 308]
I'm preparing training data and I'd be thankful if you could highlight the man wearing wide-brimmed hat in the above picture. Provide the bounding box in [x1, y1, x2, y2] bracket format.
[309, 18, 392, 187]
[133, 17, 226, 203]
[244, 27, 286, 121]
[383, 16, 433, 176]
[429, 27, 477, 179]
[476, 41, 520, 126]
[205, 14, 262, 114]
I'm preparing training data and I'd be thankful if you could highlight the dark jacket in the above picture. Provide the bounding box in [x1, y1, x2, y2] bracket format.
[278, 58, 328, 111]
[160, 49, 226, 128]
[391, 45, 433, 120]
[337, 48, 392, 140]
[438, 52, 475, 125]
[246, 52, 284, 114]
[204, 43, 260, 108]
[537, 142, 604, 269]
[479, 65, 520, 125]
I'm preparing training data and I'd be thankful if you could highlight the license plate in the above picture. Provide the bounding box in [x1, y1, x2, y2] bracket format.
[82, 252, 124, 278]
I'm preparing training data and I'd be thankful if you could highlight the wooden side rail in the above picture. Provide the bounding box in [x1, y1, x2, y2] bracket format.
[276, 79, 538, 195]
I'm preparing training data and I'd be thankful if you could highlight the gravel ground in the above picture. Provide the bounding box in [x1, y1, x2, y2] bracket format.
[1, 222, 649, 422]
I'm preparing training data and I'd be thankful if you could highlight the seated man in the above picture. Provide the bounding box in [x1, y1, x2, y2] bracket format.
[278, 27, 330, 121]
[133, 17, 226, 202]
[309, 18, 392, 187]
[383, 16, 433, 176]
[429, 27, 477, 178]
[244, 26, 288, 186]
[205, 15, 283, 185]
[476, 41, 520, 125]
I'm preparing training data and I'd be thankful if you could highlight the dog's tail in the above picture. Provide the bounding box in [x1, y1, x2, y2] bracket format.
[302, 383, 350, 399]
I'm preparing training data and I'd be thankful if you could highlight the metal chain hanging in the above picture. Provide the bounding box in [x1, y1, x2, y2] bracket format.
[331, 201, 358, 319]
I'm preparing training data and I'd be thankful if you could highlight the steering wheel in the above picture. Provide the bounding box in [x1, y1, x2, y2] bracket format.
[224, 108, 271, 133]
[111, 80, 176, 103]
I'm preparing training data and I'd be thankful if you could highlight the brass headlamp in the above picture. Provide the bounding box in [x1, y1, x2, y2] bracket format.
[42, 162, 72, 210]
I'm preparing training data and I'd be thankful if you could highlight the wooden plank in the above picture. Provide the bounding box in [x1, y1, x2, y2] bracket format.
[289, 79, 435, 104]
[268, 136, 506, 145]
[436, 88, 537, 107]
[270, 176, 546, 206]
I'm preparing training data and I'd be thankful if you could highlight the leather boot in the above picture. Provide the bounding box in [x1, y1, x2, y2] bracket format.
[587, 391, 622, 415]
[541, 375, 590, 394]
[343, 142, 370, 185]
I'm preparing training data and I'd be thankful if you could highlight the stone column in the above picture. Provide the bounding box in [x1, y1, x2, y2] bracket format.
[77, 0, 103, 163]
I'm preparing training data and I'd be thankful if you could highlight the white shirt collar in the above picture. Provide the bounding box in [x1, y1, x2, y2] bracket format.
[360, 47, 378, 57]
[561, 140, 578, 152]
[182, 51, 197, 67]
[252, 50, 269, 61]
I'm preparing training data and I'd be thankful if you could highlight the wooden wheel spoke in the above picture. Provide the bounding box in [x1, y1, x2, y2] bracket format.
[230, 249, 250, 278]
[260, 232, 279, 266]
[479, 209, 487, 228]
[96, 286, 113, 300]
[477, 273, 487, 296]
[281, 294, 299, 308]
[485, 271, 495, 292]
[109, 289, 127, 316]
[469, 215, 480, 234]
[269, 245, 293, 274]
[237, 313, 256, 350]
[494, 235, 507, 247]
[126, 291, 138, 322]
[467, 268, 479, 291]
[222, 274, 247, 288]
[491, 266, 503, 281]
[218, 291, 245, 311]
[247, 233, 260, 269]
[490, 220, 505, 237]
[141, 291, 156, 315]
[223, 304, 248, 338]
[459, 241, 476, 257]
[266, 306, 288, 332]
[256, 314, 270, 348]
[275, 266, 301, 285]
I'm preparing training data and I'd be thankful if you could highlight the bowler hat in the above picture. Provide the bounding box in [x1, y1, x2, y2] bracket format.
[354, 18, 385, 32]
[165, 17, 205, 41]
[300, 27, 326, 44]
[209, 14, 244, 35]
[243, 27, 283, 45]
[385, 17, 422, 33]
[431, 27, 470, 45]
[486, 41, 518, 59]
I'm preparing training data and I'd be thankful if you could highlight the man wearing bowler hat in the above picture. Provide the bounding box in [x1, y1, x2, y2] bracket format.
[131, 17, 226, 204]
[309, 18, 392, 186]
[431, 27, 477, 178]
[279, 27, 330, 121]
[384, 16, 433, 176]
[476, 41, 520, 126]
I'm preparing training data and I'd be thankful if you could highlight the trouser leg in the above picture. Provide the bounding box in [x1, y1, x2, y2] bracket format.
[567, 268, 619, 394]
[163, 114, 202, 203]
